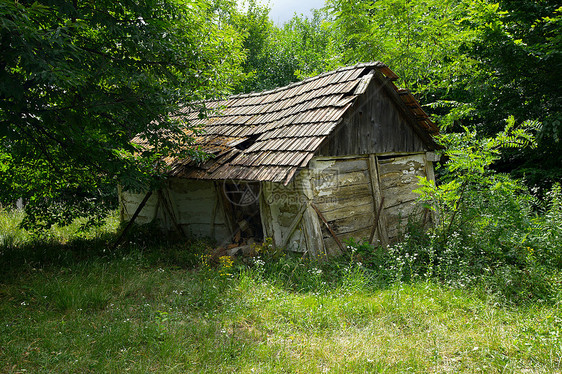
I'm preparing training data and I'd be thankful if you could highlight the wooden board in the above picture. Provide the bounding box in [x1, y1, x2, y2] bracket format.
[120, 179, 232, 244]
[319, 201, 374, 224]
[313, 182, 372, 201]
[312, 170, 371, 193]
[309, 158, 368, 174]
[378, 168, 426, 190]
[315, 78, 428, 157]
[377, 153, 429, 243]
[378, 154, 425, 177]
[323, 227, 372, 253]
[368, 154, 389, 246]
[313, 195, 374, 215]
[120, 191, 159, 224]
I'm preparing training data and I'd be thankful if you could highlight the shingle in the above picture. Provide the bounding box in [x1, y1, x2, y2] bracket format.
[146, 63, 437, 184]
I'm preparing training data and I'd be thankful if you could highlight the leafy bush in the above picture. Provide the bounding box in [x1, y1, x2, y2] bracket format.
[339, 121, 562, 304]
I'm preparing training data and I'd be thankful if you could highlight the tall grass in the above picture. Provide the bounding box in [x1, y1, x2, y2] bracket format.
[0, 207, 120, 247]
[1, 249, 560, 373]
[0, 209, 31, 248]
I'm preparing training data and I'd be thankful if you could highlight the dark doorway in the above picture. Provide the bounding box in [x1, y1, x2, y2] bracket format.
[222, 181, 263, 243]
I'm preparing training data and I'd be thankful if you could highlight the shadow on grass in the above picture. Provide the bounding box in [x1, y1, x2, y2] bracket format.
[0, 222, 214, 283]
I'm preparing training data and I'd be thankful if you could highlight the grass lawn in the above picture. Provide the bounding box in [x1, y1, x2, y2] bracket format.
[0, 211, 561, 373]
[1, 253, 561, 373]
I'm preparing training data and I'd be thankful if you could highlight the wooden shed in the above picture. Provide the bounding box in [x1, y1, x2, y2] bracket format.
[120, 62, 440, 257]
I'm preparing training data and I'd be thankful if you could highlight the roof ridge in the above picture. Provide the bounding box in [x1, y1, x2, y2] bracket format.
[193, 62, 386, 105]
[223, 62, 383, 101]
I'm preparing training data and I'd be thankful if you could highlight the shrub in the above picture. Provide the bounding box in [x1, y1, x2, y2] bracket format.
[339, 121, 562, 303]
[409, 122, 561, 302]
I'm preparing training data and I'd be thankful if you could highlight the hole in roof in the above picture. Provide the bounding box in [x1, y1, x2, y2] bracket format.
[357, 68, 375, 78]
[234, 134, 260, 151]
[339, 67, 375, 98]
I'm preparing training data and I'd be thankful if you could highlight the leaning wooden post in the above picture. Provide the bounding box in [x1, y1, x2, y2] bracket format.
[311, 202, 346, 254]
[369, 197, 385, 245]
[111, 190, 153, 250]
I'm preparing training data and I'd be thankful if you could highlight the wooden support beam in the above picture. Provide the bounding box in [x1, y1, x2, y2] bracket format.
[369, 197, 385, 245]
[368, 154, 389, 247]
[311, 202, 345, 254]
[157, 189, 184, 237]
[424, 152, 438, 227]
[281, 204, 307, 249]
[217, 182, 235, 237]
[112, 190, 152, 250]
[298, 172, 326, 258]
[117, 184, 125, 222]
[210, 186, 219, 239]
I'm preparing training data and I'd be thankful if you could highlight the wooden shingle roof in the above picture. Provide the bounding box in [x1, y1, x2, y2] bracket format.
[165, 62, 438, 185]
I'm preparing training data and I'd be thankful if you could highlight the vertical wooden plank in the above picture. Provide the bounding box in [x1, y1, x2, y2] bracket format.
[261, 181, 283, 245]
[301, 205, 324, 259]
[112, 191, 153, 249]
[158, 189, 184, 236]
[298, 169, 326, 259]
[281, 204, 307, 248]
[259, 182, 272, 242]
[424, 152, 436, 184]
[424, 152, 438, 227]
[216, 182, 235, 237]
[210, 185, 219, 239]
[311, 202, 345, 256]
[368, 154, 389, 247]
[152, 193, 161, 223]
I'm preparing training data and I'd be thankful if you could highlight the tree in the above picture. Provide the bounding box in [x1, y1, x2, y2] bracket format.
[278, 9, 344, 79]
[231, 0, 288, 93]
[326, 0, 561, 189]
[327, 0, 477, 98]
[463, 0, 562, 190]
[233, 4, 343, 93]
[0, 0, 244, 229]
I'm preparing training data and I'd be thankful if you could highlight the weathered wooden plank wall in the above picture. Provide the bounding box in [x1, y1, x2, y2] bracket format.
[120, 190, 160, 225]
[377, 153, 428, 242]
[304, 153, 430, 254]
[316, 76, 427, 157]
[120, 179, 231, 243]
[261, 179, 312, 254]
[308, 157, 375, 255]
[120, 153, 434, 255]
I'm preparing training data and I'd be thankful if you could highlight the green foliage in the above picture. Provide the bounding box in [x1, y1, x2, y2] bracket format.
[327, 0, 477, 96]
[323, 123, 562, 304]
[0, 208, 561, 371]
[233, 5, 343, 93]
[2, 0, 559, 229]
[461, 0, 562, 189]
[407, 123, 560, 303]
[0, 0, 244, 229]
[415, 119, 537, 238]
[325, 0, 561, 187]
[529, 184, 562, 268]
[278, 9, 344, 79]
